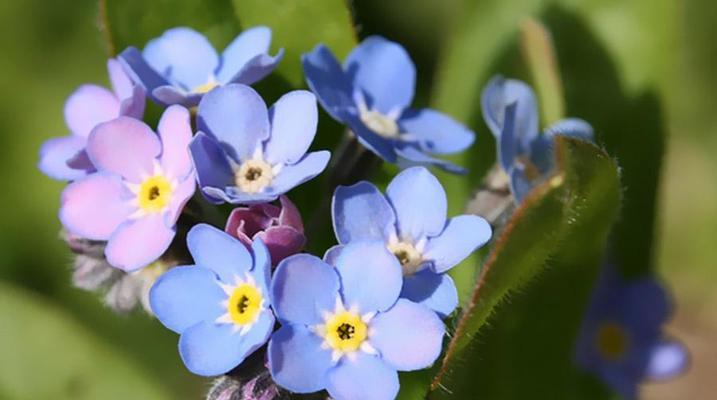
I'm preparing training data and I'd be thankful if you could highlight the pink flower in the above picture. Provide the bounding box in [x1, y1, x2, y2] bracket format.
[225, 196, 306, 265]
[59, 106, 195, 271]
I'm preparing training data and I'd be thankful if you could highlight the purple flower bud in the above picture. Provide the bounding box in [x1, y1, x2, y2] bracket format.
[225, 196, 306, 265]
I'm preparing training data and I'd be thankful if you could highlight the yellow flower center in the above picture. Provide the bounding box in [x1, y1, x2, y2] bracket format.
[387, 241, 423, 275]
[359, 109, 400, 139]
[596, 322, 629, 361]
[235, 159, 274, 193]
[324, 311, 368, 353]
[192, 80, 219, 94]
[227, 284, 263, 326]
[137, 175, 173, 213]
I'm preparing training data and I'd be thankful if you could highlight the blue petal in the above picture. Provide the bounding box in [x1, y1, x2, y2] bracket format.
[326, 353, 399, 400]
[38, 136, 88, 180]
[142, 27, 218, 89]
[335, 242, 402, 313]
[544, 118, 594, 141]
[271, 254, 340, 325]
[323, 244, 344, 265]
[398, 108, 474, 154]
[268, 324, 333, 393]
[216, 26, 271, 83]
[149, 265, 225, 333]
[498, 101, 519, 172]
[332, 181, 396, 244]
[250, 238, 272, 297]
[208, 186, 280, 205]
[197, 84, 270, 161]
[509, 166, 534, 204]
[228, 50, 284, 86]
[347, 117, 398, 162]
[187, 224, 253, 284]
[385, 167, 447, 241]
[370, 299, 444, 371]
[480, 75, 539, 148]
[152, 85, 203, 107]
[395, 144, 467, 174]
[264, 90, 318, 165]
[344, 36, 415, 114]
[189, 132, 235, 204]
[401, 270, 458, 317]
[645, 340, 688, 381]
[301, 44, 356, 122]
[424, 215, 492, 273]
[179, 311, 274, 376]
[619, 279, 671, 339]
[267, 151, 331, 196]
[118, 47, 171, 102]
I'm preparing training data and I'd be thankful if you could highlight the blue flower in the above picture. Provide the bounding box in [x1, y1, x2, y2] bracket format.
[330, 166, 491, 317]
[189, 84, 330, 205]
[268, 242, 445, 400]
[120, 26, 283, 107]
[575, 266, 688, 399]
[150, 224, 275, 376]
[481, 75, 594, 202]
[302, 36, 474, 173]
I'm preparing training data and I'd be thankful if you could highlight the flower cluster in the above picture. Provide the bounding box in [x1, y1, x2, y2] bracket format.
[39, 26, 488, 400]
[38, 24, 687, 400]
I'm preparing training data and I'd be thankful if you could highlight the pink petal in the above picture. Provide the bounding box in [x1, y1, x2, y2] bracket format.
[278, 195, 304, 232]
[60, 173, 134, 240]
[64, 84, 120, 138]
[165, 176, 196, 226]
[159, 105, 194, 179]
[225, 207, 273, 238]
[86, 117, 161, 182]
[107, 58, 134, 101]
[105, 214, 175, 271]
[256, 226, 306, 265]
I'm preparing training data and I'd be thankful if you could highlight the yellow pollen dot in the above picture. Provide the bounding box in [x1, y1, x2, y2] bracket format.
[387, 241, 423, 275]
[596, 322, 629, 361]
[235, 159, 274, 193]
[359, 109, 400, 138]
[227, 284, 263, 326]
[137, 175, 173, 213]
[324, 311, 368, 353]
[192, 80, 219, 94]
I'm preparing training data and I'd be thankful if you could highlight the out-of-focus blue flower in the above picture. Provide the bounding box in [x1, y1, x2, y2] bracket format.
[59, 106, 195, 271]
[329, 166, 491, 317]
[302, 36, 474, 173]
[481, 75, 594, 202]
[39, 59, 145, 180]
[120, 27, 283, 107]
[189, 84, 330, 205]
[268, 242, 445, 400]
[150, 224, 275, 376]
[575, 266, 689, 399]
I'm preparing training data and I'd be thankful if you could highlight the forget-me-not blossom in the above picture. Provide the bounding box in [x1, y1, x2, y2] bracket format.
[302, 36, 474, 173]
[481, 75, 594, 202]
[189, 84, 330, 205]
[39, 59, 145, 180]
[575, 266, 688, 399]
[150, 224, 275, 376]
[329, 166, 492, 317]
[120, 26, 283, 107]
[59, 106, 195, 271]
[268, 241, 445, 400]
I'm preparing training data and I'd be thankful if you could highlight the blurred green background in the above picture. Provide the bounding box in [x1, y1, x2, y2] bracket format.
[0, 0, 714, 399]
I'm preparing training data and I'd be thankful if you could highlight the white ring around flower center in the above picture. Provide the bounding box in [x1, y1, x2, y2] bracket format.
[387, 239, 424, 275]
[359, 109, 400, 139]
[235, 159, 274, 193]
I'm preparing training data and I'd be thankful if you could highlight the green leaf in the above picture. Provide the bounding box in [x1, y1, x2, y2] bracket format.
[428, 136, 621, 398]
[0, 282, 172, 400]
[231, 0, 357, 88]
[100, 0, 240, 56]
